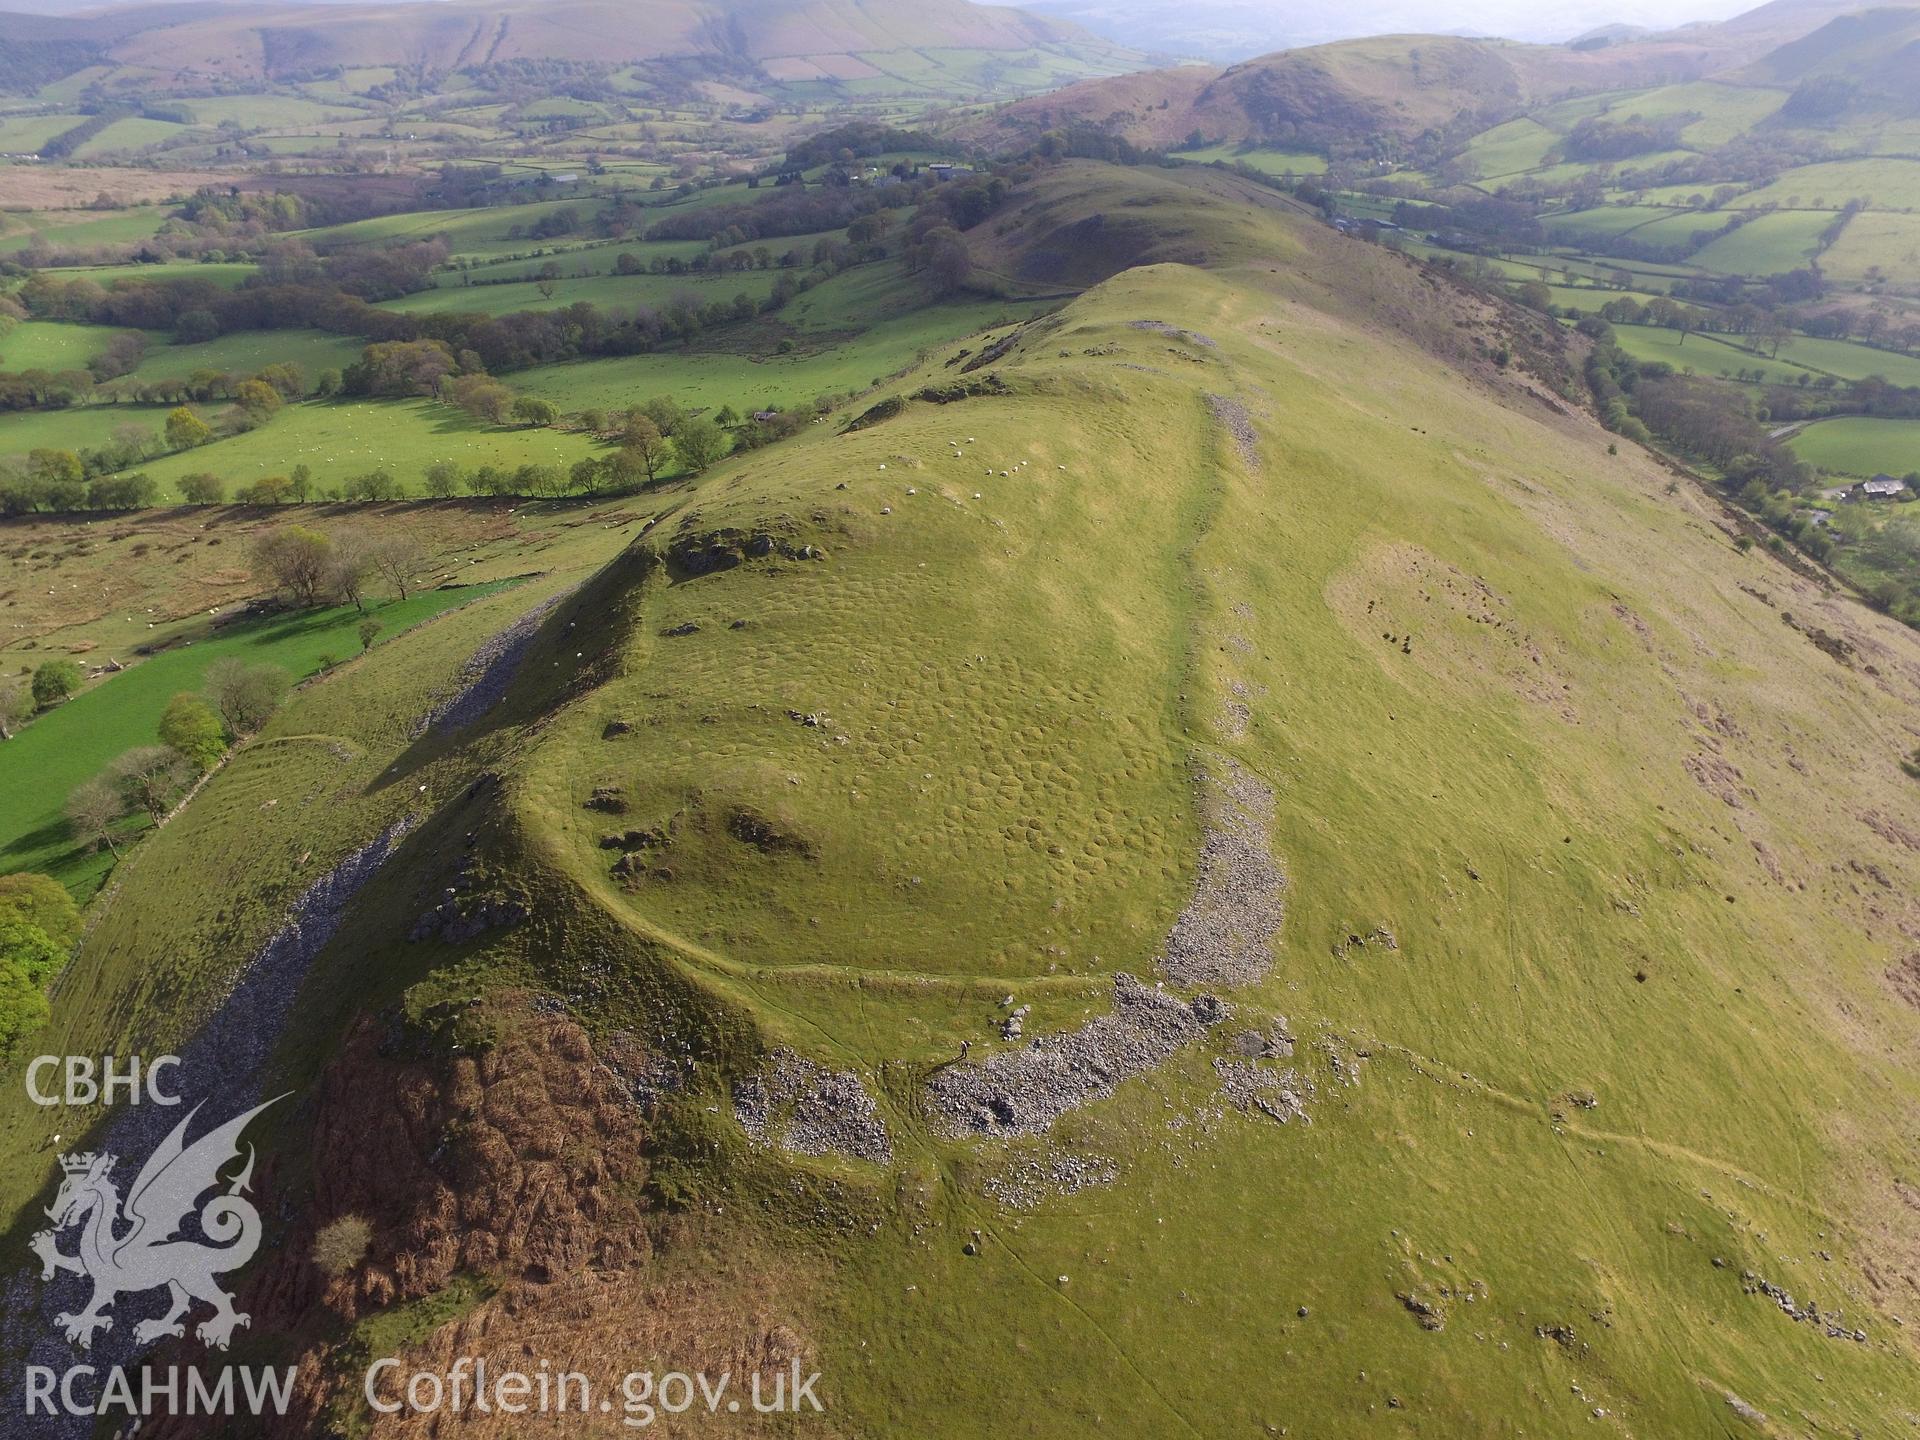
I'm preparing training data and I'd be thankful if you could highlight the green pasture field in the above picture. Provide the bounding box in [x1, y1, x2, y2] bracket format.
[1768, 333, 1920, 386]
[1857, 118, 1920, 155]
[119, 398, 603, 497]
[1602, 323, 1920, 388]
[131, 329, 369, 386]
[1521, 252, 1689, 293]
[1175, 145, 1328, 176]
[28, 67, 115, 106]
[1620, 181, 1756, 205]
[0, 206, 175, 255]
[1588, 80, 1786, 148]
[516, 98, 607, 122]
[243, 136, 352, 156]
[72, 116, 196, 158]
[1530, 87, 1633, 127]
[0, 113, 86, 151]
[1522, 150, 1698, 191]
[1617, 208, 1736, 251]
[1544, 283, 1667, 313]
[1786, 416, 1920, 477]
[0, 579, 520, 892]
[381, 266, 780, 317]
[0, 403, 171, 457]
[50, 260, 257, 288]
[297, 198, 610, 257]
[181, 94, 363, 127]
[516, 297, 1054, 415]
[1739, 158, 1920, 211]
[1540, 205, 1675, 239]
[1541, 249, 1708, 280]
[1608, 323, 1819, 385]
[1820, 211, 1920, 283]
[447, 235, 713, 281]
[0, 323, 366, 406]
[298, 186, 747, 261]
[1688, 209, 1836, 274]
[0, 320, 118, 371]
[1458, 117, 1559, 179]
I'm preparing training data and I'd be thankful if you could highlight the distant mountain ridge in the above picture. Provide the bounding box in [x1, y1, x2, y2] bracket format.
[956, 0, 1920, 149]
[0, 0, 1137, 94]
[1740, 3, 1920, 106]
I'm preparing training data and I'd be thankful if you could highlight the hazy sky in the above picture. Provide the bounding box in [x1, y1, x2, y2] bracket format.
[1016, 0, 1778, 56]
[1156, 0, 1768, 43]
[1408, 0, 1761, 38]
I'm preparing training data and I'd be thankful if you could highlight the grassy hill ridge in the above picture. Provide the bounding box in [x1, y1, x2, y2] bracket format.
[2, 161, 1918, 1437]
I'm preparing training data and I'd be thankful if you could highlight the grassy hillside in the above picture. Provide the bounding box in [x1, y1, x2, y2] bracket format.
[2, 160, 1917, 1438]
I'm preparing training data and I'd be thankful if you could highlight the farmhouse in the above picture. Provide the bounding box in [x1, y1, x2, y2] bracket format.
[1860, 474, 1910, 499]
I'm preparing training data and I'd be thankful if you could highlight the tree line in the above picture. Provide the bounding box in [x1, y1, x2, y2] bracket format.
[0, 873, 80, 1068]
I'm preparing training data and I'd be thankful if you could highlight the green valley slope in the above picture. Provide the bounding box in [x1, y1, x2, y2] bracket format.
[3, 161, 1918, 1438]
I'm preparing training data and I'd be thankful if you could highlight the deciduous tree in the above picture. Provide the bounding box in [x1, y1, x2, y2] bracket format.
[0, 873, 80, 948]
[158, 692, 226, 771]
[203, 659, 291, 734]
[621, 413, 669, 482]
[65, 778, 124, 855]
[367, 534, 431, 600]
[165, 406, 213, 450]
[178, 472, 225, 505]
[253, 525, 334, 606]
[675, 416, 729, 473]
[30, 659, 81, 709]
[108, 745, 194, 823]
[512, 396, 558, 428]
[0, 677, 32, 739]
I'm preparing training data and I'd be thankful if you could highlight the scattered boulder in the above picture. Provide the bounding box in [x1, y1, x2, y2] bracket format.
[726, 805, 817, 858]
[584, 785, 627, 814]
[732, 1049, 891, 1163]
[928, 974, 1226, 1138]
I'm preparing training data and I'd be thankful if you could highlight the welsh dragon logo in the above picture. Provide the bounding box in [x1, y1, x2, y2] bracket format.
[30, 1097, 282, 1352]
